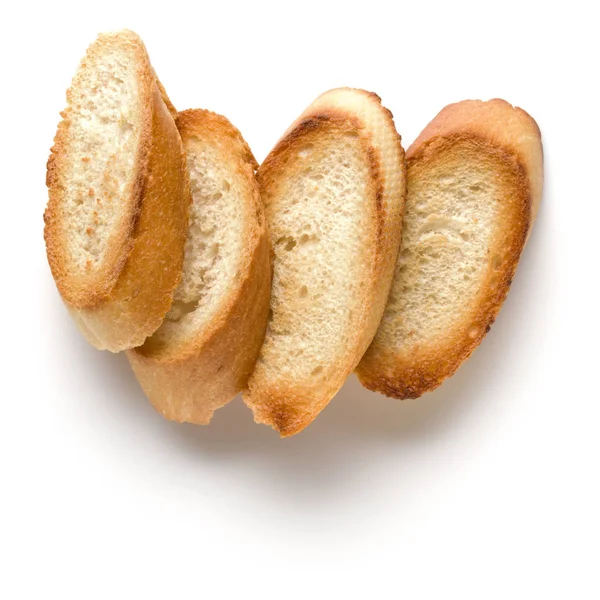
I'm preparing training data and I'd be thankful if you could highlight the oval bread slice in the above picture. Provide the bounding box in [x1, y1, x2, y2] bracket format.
[243, 88, 406, 436]
[44, 30, 190, 352]
[356, 99, 543, 398]
[127, 109, 271, 424]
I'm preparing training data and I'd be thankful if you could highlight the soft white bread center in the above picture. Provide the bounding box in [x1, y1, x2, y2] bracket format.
[147, 140, 244, 350]
[257, 131, 374, 383]
[380, 151, 503, 349]
[61, 43, 142, 272]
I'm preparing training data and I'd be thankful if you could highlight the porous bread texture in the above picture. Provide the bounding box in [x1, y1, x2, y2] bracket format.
[256, 127, 374, 380]
[409, 99, 543, 225]
[379, 139, 523, 346]
[141, 110, 258, 355]
[244, 88, 406, 437]
[63, 57, 138, 273]
[172, 133, 244, 323]
[49, 31, 147, 298]
[307, 88, 407, 348]
[44, 30, 189, 351]
[128, 110, 271, 424]
[357, 99, 543, 398]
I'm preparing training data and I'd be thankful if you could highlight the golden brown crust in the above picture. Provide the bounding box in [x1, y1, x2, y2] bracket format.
[44, 31, 189, 352]
[356, 99, 543, 399]
[243, 88, 406, 437]
[409, 99, 543, 227]
[177, 108, 259, 172]
[154, 74, 178, 121]
[127, 109, 271, 424]
[246, 385, 329, 438]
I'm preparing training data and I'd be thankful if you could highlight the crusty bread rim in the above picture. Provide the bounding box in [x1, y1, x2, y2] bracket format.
[45, 30, 155, 309]
[408, 98, 543, 227]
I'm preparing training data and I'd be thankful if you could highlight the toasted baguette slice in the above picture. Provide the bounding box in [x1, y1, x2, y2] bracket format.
[44, 30, 189, 352]
[243, 88, 406, 436]
[357, 99, 543, 398]
[127, 110, 271, 424]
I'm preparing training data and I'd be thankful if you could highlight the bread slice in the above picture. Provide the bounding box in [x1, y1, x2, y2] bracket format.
[356, 99, 543, 398]
[44, 30, 189, 352]
[243, 88, 406, 436]
[127, 109, 271, 424]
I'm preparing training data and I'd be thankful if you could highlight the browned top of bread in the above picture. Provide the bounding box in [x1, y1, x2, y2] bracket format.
[177, 108, 258, 174]
[409, 99, 543, 224]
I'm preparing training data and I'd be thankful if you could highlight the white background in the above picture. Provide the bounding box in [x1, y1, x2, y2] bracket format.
[1, 1, 598, 598]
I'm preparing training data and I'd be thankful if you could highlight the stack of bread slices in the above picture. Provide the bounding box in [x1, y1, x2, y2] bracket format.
[45, 30, 543, 437]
